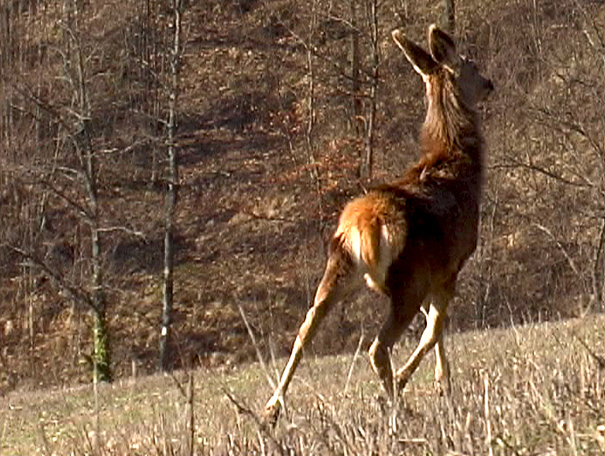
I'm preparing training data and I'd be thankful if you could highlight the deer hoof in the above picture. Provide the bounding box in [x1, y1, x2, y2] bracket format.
[263, 401, 281, 427]
[433, 378, 451, 397]
[396, 372, 411, 393]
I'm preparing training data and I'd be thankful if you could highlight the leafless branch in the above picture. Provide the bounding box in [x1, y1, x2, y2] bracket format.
[223, 388, 283, 452]
[492, 160, 593, 189]
[530, 105, 605, 160]
[7, 245, 96, 311]
[238, 305, 276, 390]
[96, 226, 146, 239]
[344, 329, 364, 394]
[532, 223, 580, 277]
[9, 82, 72, 131]
[571, 333, 605, 370]
[37, 179, 93, 222]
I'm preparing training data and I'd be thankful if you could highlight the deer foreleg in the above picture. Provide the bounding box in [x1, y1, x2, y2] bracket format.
[264, 296, 330, 421]
[264, 246, 357, 424]
[395, 300, 449, 392]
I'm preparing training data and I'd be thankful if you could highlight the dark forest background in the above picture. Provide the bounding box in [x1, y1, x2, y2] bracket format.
[1, 0, 604, 393]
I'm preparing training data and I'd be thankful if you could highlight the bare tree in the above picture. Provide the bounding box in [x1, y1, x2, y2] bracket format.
[361, 0, 379, 179]
[71, 0, 110, 382]
[159, 0, 184, 372]
[441, 0, 455, 34]
[4, 0, 113, 382]
[350, 0, 363, 140]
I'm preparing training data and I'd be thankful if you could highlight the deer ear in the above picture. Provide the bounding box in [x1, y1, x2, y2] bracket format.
[392, 29, 438, 78]
[428, 24, 460, 70]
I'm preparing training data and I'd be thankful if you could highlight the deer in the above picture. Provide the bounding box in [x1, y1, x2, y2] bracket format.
[264, 24, 494, 424]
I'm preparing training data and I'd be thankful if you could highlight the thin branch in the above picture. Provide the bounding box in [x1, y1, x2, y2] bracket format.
[223, 389, 284, 453]
[278, 15, 380, 87]
[344, 329, 364, 394]
[168, 371, 189, 399]
[492, 160, 593, 189]
[129, 108, 169, 127]
[96, 226, 146, 239]
[571, 333, 605, 370]
[239, 210, 299, 225]
[238, 305, 276, 390]
[532, 223, 580, 277]
[9, 82, 72, 131]
[7, 245, 96, 311]
[37, 178, 93, 221]
[551, 328, 605, 370]
[530, 105, 605, 160]
[96, 140, 154, 156]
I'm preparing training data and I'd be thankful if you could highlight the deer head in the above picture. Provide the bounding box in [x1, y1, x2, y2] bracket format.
[392, 25, 494, 107]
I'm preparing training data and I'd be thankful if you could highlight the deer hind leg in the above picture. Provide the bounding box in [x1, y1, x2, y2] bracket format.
[420, 303, 451, 393]
[369, 285, 425, 400]
[395, 283, 453, 393]
[264, 242, 361, 424]
[433, 312, 451, 394]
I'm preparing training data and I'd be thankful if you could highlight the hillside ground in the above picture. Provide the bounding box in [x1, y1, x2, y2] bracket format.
[3, 315, 604, 455]
[1, 0, 604, 402]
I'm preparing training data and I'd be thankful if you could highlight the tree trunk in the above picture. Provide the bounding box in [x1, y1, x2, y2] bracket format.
[593, 216, 605, 312]
[159, 0, 183, 372]
[441, 0, 455, 34]
[350, 0, 362, 140]
[92, 296, 111, 382]
[71, 0, 111, 382]
[362, 0, 379, 180]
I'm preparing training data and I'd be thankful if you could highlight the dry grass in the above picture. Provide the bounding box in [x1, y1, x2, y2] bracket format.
[3, 0, 605, 395]
[2, 314, 604, 455]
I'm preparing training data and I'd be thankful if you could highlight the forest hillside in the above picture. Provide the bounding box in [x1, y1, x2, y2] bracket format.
[1, 0, 604, 392]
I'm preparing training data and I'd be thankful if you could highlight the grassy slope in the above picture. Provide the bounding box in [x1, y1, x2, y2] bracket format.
[2, 0, 604, 396]
[3, 315, 604, 455]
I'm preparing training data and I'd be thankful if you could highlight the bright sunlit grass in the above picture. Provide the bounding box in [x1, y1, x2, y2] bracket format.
[3, 314, 604, 455]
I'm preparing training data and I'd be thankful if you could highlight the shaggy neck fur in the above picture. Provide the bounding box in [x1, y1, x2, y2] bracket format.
[417, 71, 484, 173]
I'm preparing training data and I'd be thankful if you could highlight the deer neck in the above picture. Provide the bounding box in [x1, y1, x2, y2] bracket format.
[419, 77, 484, 167]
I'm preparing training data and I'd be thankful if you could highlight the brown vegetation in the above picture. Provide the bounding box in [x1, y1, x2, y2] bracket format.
[0, 0, 604, 398]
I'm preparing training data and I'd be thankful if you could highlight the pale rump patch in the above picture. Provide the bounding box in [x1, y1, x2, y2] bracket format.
[336, 210, 401, 293]
[363, 224, 396, 291]
[347, 226, 363, 264]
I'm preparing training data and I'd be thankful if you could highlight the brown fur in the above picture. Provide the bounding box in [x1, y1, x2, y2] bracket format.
[264, 25, 494, 424]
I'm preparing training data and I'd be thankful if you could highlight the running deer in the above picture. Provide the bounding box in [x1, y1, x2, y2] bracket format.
[264, 24, 494, 423]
